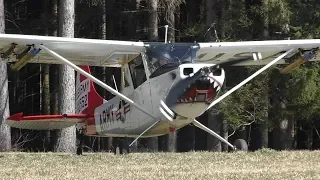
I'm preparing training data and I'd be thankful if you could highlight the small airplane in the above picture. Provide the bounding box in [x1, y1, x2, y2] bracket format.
[1, 33, 320, 155]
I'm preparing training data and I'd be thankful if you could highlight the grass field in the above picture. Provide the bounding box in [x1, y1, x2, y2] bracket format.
[0, 149, 319, 180]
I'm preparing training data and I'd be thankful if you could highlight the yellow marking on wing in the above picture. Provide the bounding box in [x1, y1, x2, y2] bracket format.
[102, 54, 140, 66]
[280, 56, 306, 74]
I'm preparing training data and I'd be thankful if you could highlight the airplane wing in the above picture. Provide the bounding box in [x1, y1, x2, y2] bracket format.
[0, 34, 145, 67]
[6, 113, 89, 130]
[197, 39, 320, 66]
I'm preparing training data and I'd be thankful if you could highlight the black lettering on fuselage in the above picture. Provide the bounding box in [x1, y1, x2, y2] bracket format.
[99, 101, 131, 131]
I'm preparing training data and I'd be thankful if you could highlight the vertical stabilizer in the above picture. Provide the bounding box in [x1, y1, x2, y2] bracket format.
[76, 66, 106, 114]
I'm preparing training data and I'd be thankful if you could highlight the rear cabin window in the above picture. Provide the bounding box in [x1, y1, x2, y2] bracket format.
[128, 55, 147, 89]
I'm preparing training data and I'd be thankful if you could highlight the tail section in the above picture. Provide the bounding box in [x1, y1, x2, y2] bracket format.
[6, 65, 105, 130]
[76, 66, 106, 114]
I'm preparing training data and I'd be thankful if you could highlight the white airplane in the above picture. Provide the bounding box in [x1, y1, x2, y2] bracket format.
[1, 33, 320, 155]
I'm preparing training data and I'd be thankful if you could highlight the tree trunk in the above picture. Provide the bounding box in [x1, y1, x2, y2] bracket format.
[106, 0, 115, 150]
[165, 4, 176, 152]
[221, 118, 228, 151]
[273, 101, 294, 150]
[258, 0, 269, 149]
[260, 122, 268, 148]
[261, 0, 269, 39]
[167, 8, 175, 43]
[50, 0, 58, 115]
[205, 0, 217, 41]
[145, 0, 159, 151]
[106, 0, 115, 39]
[127, 0, 137, 39]
[260, 91, 269, 149]
[187, 0, 197, 24]
[42, 64, 51, 151]
[147, 0, 158, 41]
[101, 0, 107, 40]
[221, 77, 228, 151]
[307, 123, 313, 150]
[54, 0, 76, 153]
[0, 0, 11, 151]
[218, 0, 226, 40]
[280, 118, 294, 150]
[207, 110, 221, 151]
[205, 0, 221, 151]
[206, 0, 216, 26]
[97, 0, 107, 152]
[42, 0, 52, 152]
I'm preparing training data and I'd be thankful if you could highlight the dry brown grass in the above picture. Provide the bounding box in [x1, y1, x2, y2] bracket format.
[0, 149, 319, 180]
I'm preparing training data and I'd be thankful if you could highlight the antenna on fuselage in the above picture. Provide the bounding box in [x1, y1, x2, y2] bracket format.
[164, 25, 169, 43]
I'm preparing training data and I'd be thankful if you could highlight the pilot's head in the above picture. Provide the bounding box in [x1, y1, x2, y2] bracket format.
[159, 51, 172, 65]
[159, 58, 168, 66]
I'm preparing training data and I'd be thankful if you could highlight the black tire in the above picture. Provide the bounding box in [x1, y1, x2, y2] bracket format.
[76, 146, 83, 155]
[233, 139, 248, 152]
[76, 130, 84, 155]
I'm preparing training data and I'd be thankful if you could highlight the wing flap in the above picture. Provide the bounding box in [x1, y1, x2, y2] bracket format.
[0, 34, 145, 67]
[6, 113, 89, 130]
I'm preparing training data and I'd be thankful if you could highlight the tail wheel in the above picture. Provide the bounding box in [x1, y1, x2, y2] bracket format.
[76, 129, 85, 155]
[233, 139, 248, 152]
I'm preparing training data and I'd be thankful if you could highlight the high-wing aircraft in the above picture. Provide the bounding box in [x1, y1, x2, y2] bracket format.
[1, 33, 320, 155]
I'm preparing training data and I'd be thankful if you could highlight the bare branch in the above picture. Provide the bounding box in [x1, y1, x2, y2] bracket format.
[228, 120, 255, 138]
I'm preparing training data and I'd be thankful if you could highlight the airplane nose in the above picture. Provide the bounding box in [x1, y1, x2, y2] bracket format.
[162, 64, 225, 119]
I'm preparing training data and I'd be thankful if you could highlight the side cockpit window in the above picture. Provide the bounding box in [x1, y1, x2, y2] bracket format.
[128, 54, 147, 89]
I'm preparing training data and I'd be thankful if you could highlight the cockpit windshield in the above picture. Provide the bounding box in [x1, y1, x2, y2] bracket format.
[144, 43, 199, 78]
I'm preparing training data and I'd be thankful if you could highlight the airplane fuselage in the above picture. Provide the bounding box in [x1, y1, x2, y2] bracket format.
[80, 43, 225, 138]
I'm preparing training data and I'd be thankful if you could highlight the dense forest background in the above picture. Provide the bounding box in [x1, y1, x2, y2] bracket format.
[1, 0, 320, 153]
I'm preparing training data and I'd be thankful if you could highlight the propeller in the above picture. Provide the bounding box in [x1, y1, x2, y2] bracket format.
[163, 57, 252, 108]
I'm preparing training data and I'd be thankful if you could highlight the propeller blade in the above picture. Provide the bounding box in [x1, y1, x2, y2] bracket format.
[164, 67, 211, 107]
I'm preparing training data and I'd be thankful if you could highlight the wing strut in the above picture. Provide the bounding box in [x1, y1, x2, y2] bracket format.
[39, 45, 159, 121]
[192, 119, 235, 149]
[205, 48, 295, 112]
[193, 48, 295, 150]
[129, 119, 161, 147]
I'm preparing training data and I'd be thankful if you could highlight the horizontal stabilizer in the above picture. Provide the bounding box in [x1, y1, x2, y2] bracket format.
[6, 113, 89, 130]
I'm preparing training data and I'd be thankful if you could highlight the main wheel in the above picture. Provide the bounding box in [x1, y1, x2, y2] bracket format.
[233, 139, 248, 152]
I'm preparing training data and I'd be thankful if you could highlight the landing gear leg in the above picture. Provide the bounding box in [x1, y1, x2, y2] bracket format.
[113, 138, 130, 155]
[193, 119, 249, 152]
[76, 129, 84, 155]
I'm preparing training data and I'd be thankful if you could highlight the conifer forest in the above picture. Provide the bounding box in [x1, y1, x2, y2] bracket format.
[1, 0, 320, 153]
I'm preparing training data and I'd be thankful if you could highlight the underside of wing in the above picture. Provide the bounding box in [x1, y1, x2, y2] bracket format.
[0, 34, 145, 67]
[6, 113, 89, 130]
[197, 39, 320, 66]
